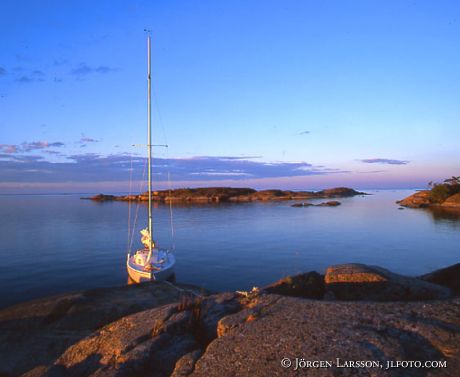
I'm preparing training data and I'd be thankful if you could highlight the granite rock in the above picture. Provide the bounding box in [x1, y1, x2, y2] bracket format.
[325, 263, 451, 301]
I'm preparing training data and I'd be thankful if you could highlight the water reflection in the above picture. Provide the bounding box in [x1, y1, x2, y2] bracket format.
[427, 208, 460, 228]
[127, 273, 176, 285]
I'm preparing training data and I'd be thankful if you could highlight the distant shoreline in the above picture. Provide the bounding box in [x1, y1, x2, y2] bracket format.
[0, 188, 426, 196]
[81, 186, 368, 203]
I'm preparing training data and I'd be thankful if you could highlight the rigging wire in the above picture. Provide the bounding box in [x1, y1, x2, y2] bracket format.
[126, 154, 134, 256]
[166, 147, 176, 250]
[152, 85, 176, 251]
[128, 156, 148, 254]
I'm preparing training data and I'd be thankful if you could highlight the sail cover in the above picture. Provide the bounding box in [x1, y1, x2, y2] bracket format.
[140, 228, 153, 248]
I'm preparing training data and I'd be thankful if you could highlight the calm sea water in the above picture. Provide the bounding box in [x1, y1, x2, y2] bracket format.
[0, 190, 459, 308]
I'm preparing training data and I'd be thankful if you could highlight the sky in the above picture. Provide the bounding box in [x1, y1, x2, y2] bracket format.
[1, 0, 459, 193]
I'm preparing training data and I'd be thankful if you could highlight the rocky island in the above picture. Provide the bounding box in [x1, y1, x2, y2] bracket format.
[398, 176, 460, 209]
[82, 187, 367, 204]
[1, 262, 459, 377]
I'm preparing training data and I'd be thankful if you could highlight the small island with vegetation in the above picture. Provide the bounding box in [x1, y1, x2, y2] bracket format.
[398, 176, 460, 209]
[82, 187, 367, 204]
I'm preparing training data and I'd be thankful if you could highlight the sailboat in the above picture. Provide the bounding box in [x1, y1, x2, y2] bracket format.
[126, 34, 176, 283]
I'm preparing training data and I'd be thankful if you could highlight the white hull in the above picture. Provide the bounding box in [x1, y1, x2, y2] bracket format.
[127, 249, 175, 283]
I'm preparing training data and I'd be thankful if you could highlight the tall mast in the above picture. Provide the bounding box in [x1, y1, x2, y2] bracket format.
[147, 33, 153, 257]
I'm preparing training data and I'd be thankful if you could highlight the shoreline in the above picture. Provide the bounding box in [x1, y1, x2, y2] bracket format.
[398, 190, 460, 209]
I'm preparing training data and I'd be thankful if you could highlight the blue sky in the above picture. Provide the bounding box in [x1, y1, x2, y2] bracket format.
[1, 0, 459, 193]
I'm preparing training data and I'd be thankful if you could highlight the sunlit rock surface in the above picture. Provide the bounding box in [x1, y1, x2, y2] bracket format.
[441, 193, 460, 208]
[398, 190, 460, 209]
[325, 263, 451, 301]
[193, 295, 460, 377]
[0, 281, 203, 376]
[397, 190, 433, 208]
[1, 264, 459, 377]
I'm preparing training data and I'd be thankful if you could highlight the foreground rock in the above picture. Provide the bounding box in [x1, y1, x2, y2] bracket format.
[82, 187, 366, 204]
[1, 263, 460, 377]
[0, 281, 204, 377]
[325, 263, 451, 301]
[263, 271, 325, 299]
[193, 295, 460, 377]
[45, 293, 241, 377]
[420, 263, 460, 293]
[11, 292, 460, 377]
